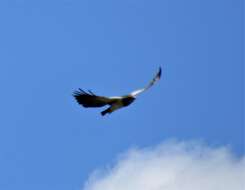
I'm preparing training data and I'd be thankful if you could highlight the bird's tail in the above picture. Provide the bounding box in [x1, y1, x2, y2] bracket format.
[101, 108, 111, 116]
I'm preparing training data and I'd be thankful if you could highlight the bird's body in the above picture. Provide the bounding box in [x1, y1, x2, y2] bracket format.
[101, 96, 135, 116]
[73, 67, 161, 116]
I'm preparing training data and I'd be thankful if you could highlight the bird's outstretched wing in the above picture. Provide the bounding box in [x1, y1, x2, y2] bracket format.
[130, 67, 162, 97]
[73, 89, 113, 108]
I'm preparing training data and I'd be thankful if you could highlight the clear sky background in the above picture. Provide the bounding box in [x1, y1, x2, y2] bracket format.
[0, 0, 244, 190]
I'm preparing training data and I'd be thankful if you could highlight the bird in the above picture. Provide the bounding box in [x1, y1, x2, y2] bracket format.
[73, 67, 162, 116]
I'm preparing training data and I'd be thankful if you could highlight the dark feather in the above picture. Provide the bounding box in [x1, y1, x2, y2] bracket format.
[73, 89, 111, 108]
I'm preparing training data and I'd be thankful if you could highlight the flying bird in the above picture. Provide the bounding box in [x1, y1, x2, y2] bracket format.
[73, 67, 162, 116]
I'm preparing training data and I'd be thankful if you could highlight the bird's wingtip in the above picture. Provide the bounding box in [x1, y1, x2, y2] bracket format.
[158, 66, 162, 78]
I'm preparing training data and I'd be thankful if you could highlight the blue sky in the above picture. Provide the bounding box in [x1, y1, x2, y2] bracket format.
[0, 0, 243, 189]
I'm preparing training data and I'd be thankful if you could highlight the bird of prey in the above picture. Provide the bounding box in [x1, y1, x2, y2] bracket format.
[73, 67, 162, 116]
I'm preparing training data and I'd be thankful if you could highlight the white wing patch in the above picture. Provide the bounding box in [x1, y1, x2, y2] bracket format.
[130, 67, 162, 97]
[108, 96, 123, 99]
[130, 89, 145, 96]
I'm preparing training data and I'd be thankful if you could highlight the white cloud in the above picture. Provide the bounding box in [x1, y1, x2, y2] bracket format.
[83, 140, 245, 190]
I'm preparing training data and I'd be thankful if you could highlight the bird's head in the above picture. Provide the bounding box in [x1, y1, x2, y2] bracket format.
[122, 96, 136, 107]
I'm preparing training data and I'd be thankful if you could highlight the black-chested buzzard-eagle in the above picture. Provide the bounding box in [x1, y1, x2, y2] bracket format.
[73, 67, 162, 116]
